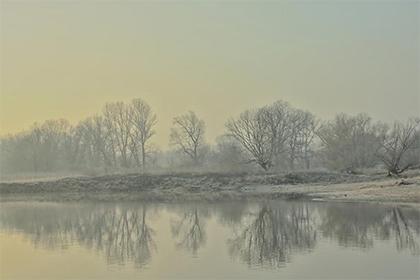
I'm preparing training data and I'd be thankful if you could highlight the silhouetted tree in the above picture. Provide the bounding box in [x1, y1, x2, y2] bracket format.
[129, 98, 157, 171]
[170, 111, 206, 164]
[317, 113, 386, 173]
[377, 119, 420, 176]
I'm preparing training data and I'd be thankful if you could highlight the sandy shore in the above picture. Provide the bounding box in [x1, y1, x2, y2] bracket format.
[242, 176, 420, 203]
[0, 171, 419, 203]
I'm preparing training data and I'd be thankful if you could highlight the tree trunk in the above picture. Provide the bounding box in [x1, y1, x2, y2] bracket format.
[141, 142, 146, 172]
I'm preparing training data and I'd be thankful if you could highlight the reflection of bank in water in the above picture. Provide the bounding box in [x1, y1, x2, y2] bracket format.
[0, 203, 157, 268]
[0, 201, 419, 269]
[319, 204, 420, 255]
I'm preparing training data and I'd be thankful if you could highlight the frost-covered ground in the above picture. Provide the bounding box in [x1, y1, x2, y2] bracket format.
[0, 170, 419, 203]
[0, 172, 84, 183]
[242, 174, 420, 204]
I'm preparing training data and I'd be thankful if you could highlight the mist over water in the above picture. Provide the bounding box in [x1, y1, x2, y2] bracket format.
[1, 201, 419, 279]
[1, 2, 419, 279]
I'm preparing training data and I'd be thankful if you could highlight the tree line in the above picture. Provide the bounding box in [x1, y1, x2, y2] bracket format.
[1, 98, 419, 176]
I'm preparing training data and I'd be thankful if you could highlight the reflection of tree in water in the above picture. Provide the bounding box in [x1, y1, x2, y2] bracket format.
[171, 207, 209, 255]
[0, 204, 76, 249]
[320, 204, 420, 255]
[378, 207, 420, 254]
[320, 204, 383, 248]
[1, 201, 419, 271]
[0, 204, 156, 267]
[228, 204, 317, 268]
[74, 205, 155, 267]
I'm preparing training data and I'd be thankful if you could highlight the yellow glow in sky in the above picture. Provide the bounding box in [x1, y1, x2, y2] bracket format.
[1, 1, 419, 147]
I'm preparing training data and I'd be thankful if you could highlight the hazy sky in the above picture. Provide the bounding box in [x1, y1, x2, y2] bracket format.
[1, 0, 419, 147]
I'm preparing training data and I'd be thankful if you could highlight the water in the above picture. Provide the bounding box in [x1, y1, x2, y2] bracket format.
[0, 200, 419, 279]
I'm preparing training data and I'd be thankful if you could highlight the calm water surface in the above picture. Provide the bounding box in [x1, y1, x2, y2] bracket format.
[0, 201, 419, 279]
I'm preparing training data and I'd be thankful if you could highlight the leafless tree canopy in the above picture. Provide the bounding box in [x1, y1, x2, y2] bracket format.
[317, 113, 387, 173]
[377, 119, 420, 175]
[170, 111, 206, 164]
[226, 101, 318, 171]
[226, 109, 273, 170]
[1, 99, 419, 176]
[129, 98, 158, 170]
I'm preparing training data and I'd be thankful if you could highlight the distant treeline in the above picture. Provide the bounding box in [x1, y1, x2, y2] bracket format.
[1, 99, 419, 176]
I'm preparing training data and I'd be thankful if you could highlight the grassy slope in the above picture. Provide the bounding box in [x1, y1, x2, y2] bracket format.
[0, 171, 419, 203]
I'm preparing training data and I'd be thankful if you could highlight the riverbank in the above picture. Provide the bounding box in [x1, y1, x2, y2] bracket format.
[0, 171, 419, 203]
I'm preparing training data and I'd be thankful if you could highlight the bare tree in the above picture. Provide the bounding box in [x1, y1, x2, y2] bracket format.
[0, 132, 35, 174]
[378, 119, 420, 176]
[75, 116, 115, 172]
[299, 111, 319, 169]
[226, 101, 294, 171]
[129, 99, 157, 171]
[170, 111, 205, 164]
[226, 109, 273, 170]
[260, 101, 293, 169]
[286, 109, 306, 170]
[2, 96, 419, 177]
[0, 119, 75, 175]
[103, 102, 132, 168]
[30, 119, 72, 172]
[317, 113, 386, 173]
[208, 135, 248, 172]
[28, 124, 43, 173]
